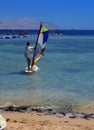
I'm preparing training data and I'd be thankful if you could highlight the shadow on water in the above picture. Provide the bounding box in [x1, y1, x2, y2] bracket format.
[8, 71, 34, 76]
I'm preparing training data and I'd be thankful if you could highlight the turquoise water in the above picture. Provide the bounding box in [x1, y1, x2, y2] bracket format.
[0, 35, 94, 111]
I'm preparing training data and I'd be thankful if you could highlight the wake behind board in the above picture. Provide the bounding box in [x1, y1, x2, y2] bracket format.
[0, 114, 7, 130]
[24, 65, 39, 74]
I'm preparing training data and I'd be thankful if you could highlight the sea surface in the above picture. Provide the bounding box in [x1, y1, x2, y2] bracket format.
[0, 35, 94, 112]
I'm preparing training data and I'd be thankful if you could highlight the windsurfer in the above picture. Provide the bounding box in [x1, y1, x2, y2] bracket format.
[24, 41, 34, 70]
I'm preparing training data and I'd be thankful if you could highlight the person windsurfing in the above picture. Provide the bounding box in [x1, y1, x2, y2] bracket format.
[24, 41, 35, 70]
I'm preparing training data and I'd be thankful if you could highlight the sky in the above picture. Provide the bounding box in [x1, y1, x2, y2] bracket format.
[0, 0, 94, 29]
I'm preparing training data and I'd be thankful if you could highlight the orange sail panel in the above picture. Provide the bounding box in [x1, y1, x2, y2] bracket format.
[34, 54, 43, 64]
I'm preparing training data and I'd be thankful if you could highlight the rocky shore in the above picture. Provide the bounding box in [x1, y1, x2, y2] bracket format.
[0, 105, 94, 120]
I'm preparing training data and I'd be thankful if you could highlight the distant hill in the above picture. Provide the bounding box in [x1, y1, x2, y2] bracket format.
[0, 18, 60, 30]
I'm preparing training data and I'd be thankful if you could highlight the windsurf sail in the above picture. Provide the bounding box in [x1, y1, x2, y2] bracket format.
[31, 23, 49, 68]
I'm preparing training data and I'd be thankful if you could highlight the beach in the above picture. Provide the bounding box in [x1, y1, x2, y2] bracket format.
[1, 110, 94, 130]
[0, 105, 94, 130]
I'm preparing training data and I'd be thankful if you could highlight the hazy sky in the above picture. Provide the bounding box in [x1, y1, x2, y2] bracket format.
[0, 0, 94, 29]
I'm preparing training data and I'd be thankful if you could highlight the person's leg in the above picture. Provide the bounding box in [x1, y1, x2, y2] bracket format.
[27, 58, 31, 70]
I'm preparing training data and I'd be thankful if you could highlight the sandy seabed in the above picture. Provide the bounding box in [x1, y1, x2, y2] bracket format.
[0, 111, 94, 130]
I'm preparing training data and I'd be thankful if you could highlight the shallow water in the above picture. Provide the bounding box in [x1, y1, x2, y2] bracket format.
[0, 35, 94, 111]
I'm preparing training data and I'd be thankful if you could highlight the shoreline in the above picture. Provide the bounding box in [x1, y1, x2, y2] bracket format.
[1, 98, 94, 113]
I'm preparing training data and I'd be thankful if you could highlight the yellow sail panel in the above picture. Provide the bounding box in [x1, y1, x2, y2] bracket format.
[34, 54, 43, 64]
[40, 26, 49, 33]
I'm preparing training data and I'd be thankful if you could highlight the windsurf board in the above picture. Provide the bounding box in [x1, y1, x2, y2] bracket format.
[24, 65, 39, 74]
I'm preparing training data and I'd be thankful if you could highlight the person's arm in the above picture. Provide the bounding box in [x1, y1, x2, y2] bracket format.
[29, 46, 34, 52]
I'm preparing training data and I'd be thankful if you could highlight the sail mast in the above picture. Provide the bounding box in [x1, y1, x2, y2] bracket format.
[31, 23, 42, 67]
